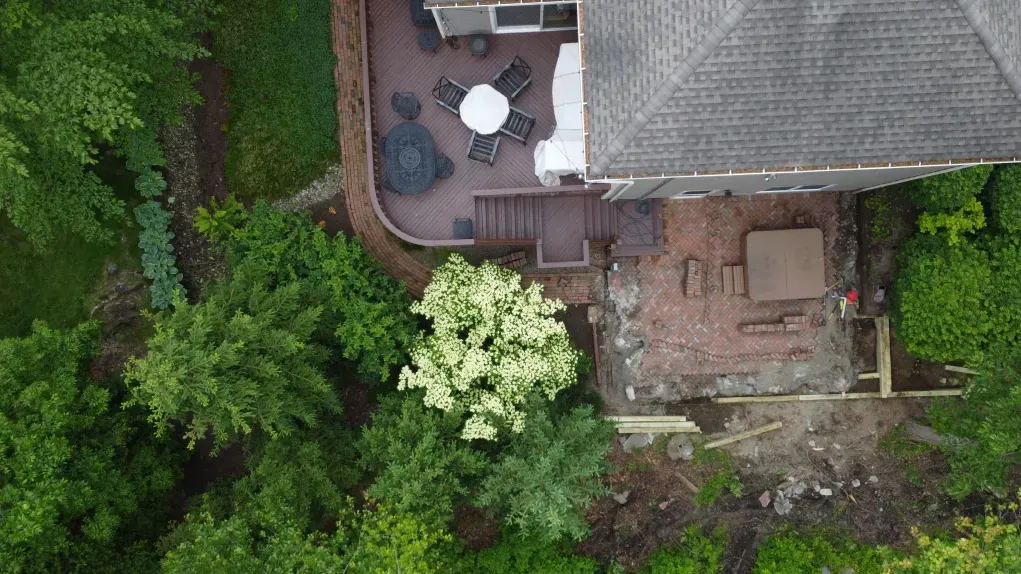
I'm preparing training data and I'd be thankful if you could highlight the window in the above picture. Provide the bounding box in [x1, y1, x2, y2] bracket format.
[671, 190, 712, 198]
[495, 5, 541, 28]
[542, 4, 577, 29]
[758, 184, 832, 193]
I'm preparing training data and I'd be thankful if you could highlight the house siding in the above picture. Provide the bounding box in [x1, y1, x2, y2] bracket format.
[606, 165, 977, 200]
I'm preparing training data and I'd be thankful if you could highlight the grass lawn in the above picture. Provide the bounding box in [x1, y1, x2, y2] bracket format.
[216, 0, 339, 201]
[0, 161, 141, 339]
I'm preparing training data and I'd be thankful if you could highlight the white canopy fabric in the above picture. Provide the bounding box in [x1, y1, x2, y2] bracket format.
[535, 43, 586, 186]
[460, 84, 509, 135]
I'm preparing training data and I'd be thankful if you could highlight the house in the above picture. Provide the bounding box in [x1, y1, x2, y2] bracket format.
[427, 0, 1021, 201]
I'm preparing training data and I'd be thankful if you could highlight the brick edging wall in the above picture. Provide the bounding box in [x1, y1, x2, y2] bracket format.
[331, 0, 431, 296]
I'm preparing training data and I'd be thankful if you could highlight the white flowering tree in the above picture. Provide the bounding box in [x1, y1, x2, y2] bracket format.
[398, 255, 580, 440]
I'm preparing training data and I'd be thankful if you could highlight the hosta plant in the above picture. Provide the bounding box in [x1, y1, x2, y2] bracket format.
[194, 194, 248, 241]
[135, 200, 185, 309]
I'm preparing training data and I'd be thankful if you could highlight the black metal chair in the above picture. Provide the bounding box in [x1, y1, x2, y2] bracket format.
[432, 77, 469, 115]
[435, 155, 454, 178]
[391, 92, 421, 120]
[491, 56, 532, 101]
[499, 106, 536, 145]
[468, 131, 500, 166]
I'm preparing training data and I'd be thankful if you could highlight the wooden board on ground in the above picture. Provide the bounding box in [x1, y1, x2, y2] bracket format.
[615, 426, 702, 434]
[877, 316, 893, 398]
[607, 415, 687, 422]
[857, 372, 880, 380]
[945, 365, 980, 375]
[711, 389, 963, 404]
[704, 421, 782, 449]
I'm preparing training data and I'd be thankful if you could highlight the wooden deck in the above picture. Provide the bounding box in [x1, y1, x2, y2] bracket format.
[366, 0, 576, 241]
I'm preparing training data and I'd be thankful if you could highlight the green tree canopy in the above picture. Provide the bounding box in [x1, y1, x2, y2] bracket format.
[475, 399, 613, 543]
[904, 165, 993, 213]
[458, 532, 598, 574]
[0, 322, 182, 573]
[891, 235, 991, 363]
[124, 278, 339, 449]
[358, 392, 489, 524]
[399, 255, 581, 440]
[887, 511, 1021, 573]
[0, 0, 214, 247]
[228, 202, 417, 383]
[991, 164, 1021, 234]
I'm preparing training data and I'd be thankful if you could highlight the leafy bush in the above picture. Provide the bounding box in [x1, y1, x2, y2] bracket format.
[0, 322, 183, 572]
[228, 203, 416, 383]
[986, 238, 1021, 348]
[891, 235, 990, 362]
[358, 392, 489, 524]
[475, 399, 613, 542]
[134, 200, 186, 309]
[124, 278, 338, 449]
[887, 509, 1021, 573]
[215, 0, 338, 200]
[194, 194, 248, 241]
[991, 164, 1021, 233]
[462, 532, 598, 574]
[927, 342, 1021, 499]
[400, 254, 581, 440]
[643, 526, 727, 573]
[752, 529, 894, 574]
[904, 165, 993, 212]
[865, 194, 897, 241]
[135, 168, 168, 198]
[917, 196, 986, 245]
[692, 448, 743, 507]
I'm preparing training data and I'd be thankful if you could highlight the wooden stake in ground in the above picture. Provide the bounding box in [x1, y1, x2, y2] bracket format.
[704, 421, 783, 449]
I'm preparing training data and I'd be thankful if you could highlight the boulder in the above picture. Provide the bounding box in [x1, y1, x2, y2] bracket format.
[613, 490, 630, 505]
[667, 435, 694, 461]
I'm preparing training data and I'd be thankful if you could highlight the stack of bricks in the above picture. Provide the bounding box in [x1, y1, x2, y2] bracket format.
[522, 273, 594, 304]
[740, 315, 814, 334]
[684, 259, 703, 298]
[488, 251, 527, 269]
[783, 315, 813, 331]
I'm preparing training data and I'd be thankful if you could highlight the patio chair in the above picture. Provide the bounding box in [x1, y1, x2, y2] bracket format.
[391, 92, 421, 120]
[499, 106, 536, 145]
[491, 56, 532, 101]
[435, 154, 454, 178]
[467, 131, 500, 166]
[432, 76, 469, 116]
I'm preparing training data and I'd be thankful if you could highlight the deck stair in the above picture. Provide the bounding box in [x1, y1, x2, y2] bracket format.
[473, 195, 543, 240]
[584, 195, 617, 243]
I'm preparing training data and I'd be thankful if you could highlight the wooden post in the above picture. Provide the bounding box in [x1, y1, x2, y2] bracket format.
[704, 421, 783, 449]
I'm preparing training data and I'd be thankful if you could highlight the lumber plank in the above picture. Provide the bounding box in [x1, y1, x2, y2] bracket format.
[877, 316, 893, 398]
[614, 421, 695, 427]
[615, 427, 702, 434]
[712, 393, 884, 404]
[945, 365, 980, 375]
[887, 389, 964, 398]
[704, 421, 783, 449]
[857, 372, 880, 380]
[606, 415, 687, 422]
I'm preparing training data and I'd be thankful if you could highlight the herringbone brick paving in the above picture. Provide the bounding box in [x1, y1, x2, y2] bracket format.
[618, 193, 841, 376]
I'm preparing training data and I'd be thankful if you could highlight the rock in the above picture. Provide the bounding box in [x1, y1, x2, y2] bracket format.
[106, 262, 118, 275]
[822, 567, 832, 574]
[759, 491, 772, 508]
[774, 492, 793, 516]
[658, 500, 671, 510]
[873, 286, 886, 304]
[613, 491, 630, 505]
[868, 475, 879, 484]
[622, 433, 653, 453]
[819, 488, 833, 496]
[808, 440, 816, 447]
[851, 479, 861, 488]
[115, 281, 129, 294]
[667, 435, 694, 461]
[625, 385, 636, 401]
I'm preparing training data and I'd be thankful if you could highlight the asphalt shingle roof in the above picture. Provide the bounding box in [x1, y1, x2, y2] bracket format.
[584, 0, 1021, 177]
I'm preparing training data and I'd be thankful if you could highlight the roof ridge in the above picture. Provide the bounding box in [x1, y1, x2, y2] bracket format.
[587, 0, 763, 177]
[956, 0, 1021, 101]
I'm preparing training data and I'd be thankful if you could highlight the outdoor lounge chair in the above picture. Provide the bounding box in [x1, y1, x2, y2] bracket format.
[499, 106, 536, 145]
[491, 56, 532, 101]
[467, 131, 500, 166]
[432, 77, 469, 116]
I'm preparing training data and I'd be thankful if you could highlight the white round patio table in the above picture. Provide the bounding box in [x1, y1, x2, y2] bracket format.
[459, 84, 510, 135]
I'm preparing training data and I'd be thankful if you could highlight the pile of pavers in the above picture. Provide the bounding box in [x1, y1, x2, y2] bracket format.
[741, 315, 814, 334]
[488, 250, 527, 269]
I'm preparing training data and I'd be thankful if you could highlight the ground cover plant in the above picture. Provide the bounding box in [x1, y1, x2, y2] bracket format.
[215, 0, 339, 200]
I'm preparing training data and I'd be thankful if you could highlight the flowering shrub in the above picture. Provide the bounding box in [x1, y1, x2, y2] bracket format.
[399, 255, 580, 440]
[134, 200, 185, 309]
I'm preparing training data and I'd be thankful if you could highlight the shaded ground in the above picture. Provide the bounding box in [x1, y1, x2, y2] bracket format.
[191, 33, 230, 204]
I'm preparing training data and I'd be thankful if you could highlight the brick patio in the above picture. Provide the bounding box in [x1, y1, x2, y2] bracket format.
[611, 193, 842, 376]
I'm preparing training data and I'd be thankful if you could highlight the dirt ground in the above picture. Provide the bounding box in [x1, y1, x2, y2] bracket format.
[586, 190, 967, 571]
[582, 398, 959, 572]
